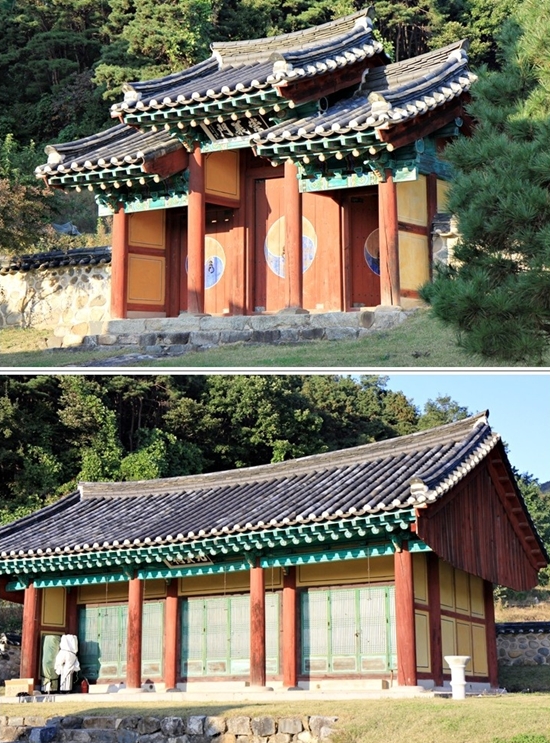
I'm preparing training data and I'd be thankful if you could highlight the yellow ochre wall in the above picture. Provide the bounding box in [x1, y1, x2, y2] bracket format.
[396, 176, 430, 292]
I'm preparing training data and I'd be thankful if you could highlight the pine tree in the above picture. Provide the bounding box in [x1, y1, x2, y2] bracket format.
[421, 0, 550, 363]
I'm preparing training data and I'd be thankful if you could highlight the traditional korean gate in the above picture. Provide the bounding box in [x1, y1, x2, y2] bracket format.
[180, 593, 280, 677]
[78, 602, 164, 681]
[300, 586, 396, 675]
[347, 190, 381, 307]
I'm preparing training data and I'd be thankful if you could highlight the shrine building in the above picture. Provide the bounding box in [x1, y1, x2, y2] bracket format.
[0, 413, 546, 693]
[35, 11, 476, 320]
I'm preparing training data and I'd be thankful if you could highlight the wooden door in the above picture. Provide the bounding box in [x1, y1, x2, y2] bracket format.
[127, 210, 167, 314]
[204, 206, 234, 315]
[348, 190, 381, 307]
[254, 176, 286, 312]
[302, 192, 342, 311]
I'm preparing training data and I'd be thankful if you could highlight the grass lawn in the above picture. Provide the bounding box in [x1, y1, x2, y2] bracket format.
[3, 695, 550, 743]
[1, 310, 549, 368]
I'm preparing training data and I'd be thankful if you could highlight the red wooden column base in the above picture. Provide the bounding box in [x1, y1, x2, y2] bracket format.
[394, 546, 417, 686]
[282, 567, 298, 688]
[126, 577, 144, 690]
[187, 143, 205, 315]
[378, 169, 401, 306]
[484, 580, 499, 687]
[110, 205, 128, 319]
[250, 563, 266, 687]
[164, 581, 179, 689]
[20, 584, 40, 684]
[284, 160, 303, 310]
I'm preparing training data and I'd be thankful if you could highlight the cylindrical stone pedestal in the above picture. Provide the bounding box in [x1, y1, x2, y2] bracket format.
[444, 655, 471, 700]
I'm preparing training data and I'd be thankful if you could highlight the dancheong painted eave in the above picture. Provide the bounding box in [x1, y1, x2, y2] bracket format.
[110, 10, 386, 123]
[253, 40, 477, 163]
[0, 413, 546, 582]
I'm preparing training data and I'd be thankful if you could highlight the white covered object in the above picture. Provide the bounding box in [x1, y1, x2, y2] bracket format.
[54, 634, 80, 691]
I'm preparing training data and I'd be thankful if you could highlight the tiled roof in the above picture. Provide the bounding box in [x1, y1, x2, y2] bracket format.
[0, 246, 111, 275]
[35, 124, 181, 187]
[0, 413, 502, 560]
[496, 622, 550, 635]
[253, 40, 476, 161]
[111, 11, 384, 120]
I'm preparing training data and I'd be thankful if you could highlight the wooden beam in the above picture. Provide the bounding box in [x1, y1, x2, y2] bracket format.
[250, 563, 266, 687]
[142, 148, 188, 179]
[376, 98, 467, 152]
[394, 546, 417, 686]
[110, 206, 128, 318]
[282, 567, 298, 688]
[66, 587, 78, 636]
[20, 584, 40, 685]
[126, 576, 143, 690]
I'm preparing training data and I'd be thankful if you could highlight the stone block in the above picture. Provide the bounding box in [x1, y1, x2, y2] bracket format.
[357, 310, 375, 329]
[189, 331, 220, 347]
[372, 306, 406, 330]
[0, 728, 25, 743]
[186, 717, 206, 736]
[324, 327, 357, 341]
[167, 737, 189, 743]
[87, 732, 117, 743]
[166, 344, 189, 356]
[219, 330, 253, 345]
[252, 719, 275, 737]
[162, 332, 190, 346]
[278, 720, 302, 735]
[226, 719, 251, 736]
[250, 329, 281, 344]
[97, 334, 119, 346]
[204, 718, 226, 736]
[138, 735, 165, 743]
[308, 719, 337, 739]
[219, 735, 236, 743]
[139, 333, 157, 347]
[5, 721, 24, 729]
[60, 718, 84, 730]
[296, 732, 313, 743]
[161, 719, 185, 737]
[187, 736, 212, 743]
[269, 736, 291, 743]
[299, 327, 324, 341]
[138, 719, 161, 735]
[83, 720, 117, 730]
[59, 731, 91, 743]
[116, 731, 137, 743]
[117, 718, 141, 732]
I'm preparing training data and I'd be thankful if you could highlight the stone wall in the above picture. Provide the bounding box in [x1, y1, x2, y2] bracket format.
[0, 715, 337, 743]
[497, 623, 550, 666]
[0, 247, 111, 346]
[0, 644, 21, 685]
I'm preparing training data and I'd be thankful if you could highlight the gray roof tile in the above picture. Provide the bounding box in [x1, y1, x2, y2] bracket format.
[0, 413, 501, 559]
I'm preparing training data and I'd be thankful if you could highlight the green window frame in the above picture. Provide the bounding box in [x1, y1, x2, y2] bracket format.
[181, 593, 280, 677]
[301, 586, 396, 674]
[78, 601, 164, 681]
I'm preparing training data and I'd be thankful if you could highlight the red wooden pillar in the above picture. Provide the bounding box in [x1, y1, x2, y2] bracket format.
[284, 160, 302, 309]
[394, 545, 417, 686]
[110, 205, 128, 318]
[484, 580, 499, 687]
[20, 583, 40, 684]
[126, 577, 144, 690]
[427, 553, 443, 686]
[66, 588, 78, 637]
[187, 143, 205, 314]
[250, 562, 266, 687]
[282, 567, 298, 688]
[164, 581, 179, 689]
[378, 169, 401, 306]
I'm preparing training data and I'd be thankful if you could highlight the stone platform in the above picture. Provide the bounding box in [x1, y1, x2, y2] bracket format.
[65, 306, 414, 356]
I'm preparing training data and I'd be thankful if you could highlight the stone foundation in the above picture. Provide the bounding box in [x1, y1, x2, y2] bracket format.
[0, 715, 337, 743]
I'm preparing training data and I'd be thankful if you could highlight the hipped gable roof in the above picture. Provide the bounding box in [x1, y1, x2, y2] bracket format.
[111, 11, 385, 122]
[254, 40, 476, 162]
[0, 413, 546, 587]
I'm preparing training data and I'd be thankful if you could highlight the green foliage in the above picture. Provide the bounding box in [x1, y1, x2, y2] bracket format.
[421, 0, 550, 363]
[417, 395, 470, 429]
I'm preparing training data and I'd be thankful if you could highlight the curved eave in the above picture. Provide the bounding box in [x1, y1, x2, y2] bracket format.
[0, 509, 417, 581]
